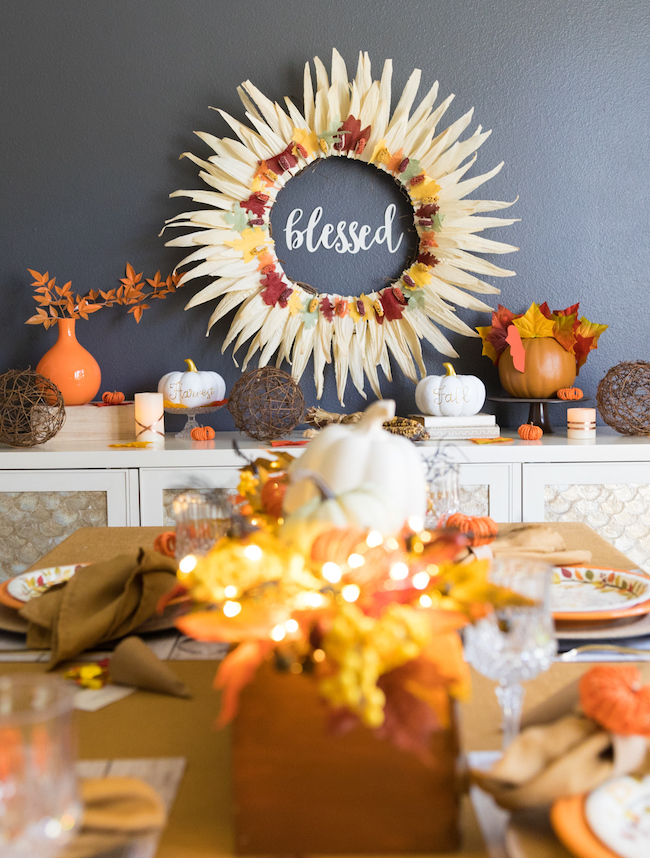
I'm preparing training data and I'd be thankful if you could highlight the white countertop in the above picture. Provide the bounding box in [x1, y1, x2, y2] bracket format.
[1, 427, 650, 469]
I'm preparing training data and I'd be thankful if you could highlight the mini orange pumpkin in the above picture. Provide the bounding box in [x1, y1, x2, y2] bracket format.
[518, 423, 543, 441]
[580, 665, 650, 736]
[102, 390, 125, 405]
[446, 513, 498, 546]
[260, 475, 288, 518]
[557, 387, 584, 400]
[190, 426, 216, 441]
[153, 531, 176, 558]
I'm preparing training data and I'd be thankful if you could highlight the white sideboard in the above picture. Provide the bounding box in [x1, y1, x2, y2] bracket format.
[2, 429, 650, 578]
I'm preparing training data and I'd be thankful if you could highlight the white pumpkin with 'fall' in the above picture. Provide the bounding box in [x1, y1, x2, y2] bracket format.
[283, 399, 427, 534]
[158, 359, 226, 409]
[415, 363, 486, 417]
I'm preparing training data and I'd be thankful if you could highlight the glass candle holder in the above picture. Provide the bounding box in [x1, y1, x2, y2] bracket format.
[0, 674, 82, 856]
[424, 460, 460, 528]
[567, 407, 596, 439]
[172, 489, 235, 560]
[134, 392, 165, 443]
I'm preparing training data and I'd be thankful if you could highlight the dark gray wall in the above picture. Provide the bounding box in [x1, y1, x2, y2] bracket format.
[1, 1, 648, 431]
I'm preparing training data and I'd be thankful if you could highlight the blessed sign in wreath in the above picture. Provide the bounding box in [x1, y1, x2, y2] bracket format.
[164, 49, 518, 403]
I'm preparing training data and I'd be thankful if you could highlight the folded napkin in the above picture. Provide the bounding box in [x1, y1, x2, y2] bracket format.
[471, 666, 650, 810]
[110, 636, 191, 698]
[20, 549, 178, 668]
[492, 524, 592, 566]
[62, 776, 166, 858]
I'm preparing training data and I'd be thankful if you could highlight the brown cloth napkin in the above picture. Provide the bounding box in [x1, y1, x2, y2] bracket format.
[61, 776, 166, 858]
[19, 549, 178, 668]
[491, 524, 592, 566]
[471, 666, 650, 810]
[110, 636, 191, 698]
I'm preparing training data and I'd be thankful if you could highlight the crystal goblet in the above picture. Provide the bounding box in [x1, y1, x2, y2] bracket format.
[463, 557, 556, 748]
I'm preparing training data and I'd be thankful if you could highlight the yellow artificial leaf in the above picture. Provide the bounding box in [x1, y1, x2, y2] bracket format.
[224, 228, 272, 263]
[575, 317, 608, 342]
[348, 300, 362, 323]
[405, 263, 432, 288]
[292, 127, 319, 157]
[476, 326, 499, 364]
[512, 303, 556, 339]
[287, 290, 304, 316]
[369, 140, 390, 165]
[409, 178, 441, 201]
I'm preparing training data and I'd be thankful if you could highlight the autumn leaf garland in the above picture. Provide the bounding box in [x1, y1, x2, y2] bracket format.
[476, 302, 608, 373]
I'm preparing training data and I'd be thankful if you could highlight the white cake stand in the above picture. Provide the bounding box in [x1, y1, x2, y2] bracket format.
[164, 402, 227, 439]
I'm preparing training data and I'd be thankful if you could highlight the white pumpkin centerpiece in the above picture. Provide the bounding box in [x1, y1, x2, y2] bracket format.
[282, 399, 427, 537]
[415, 363, 486, 417]
[158, 359, 226, 409]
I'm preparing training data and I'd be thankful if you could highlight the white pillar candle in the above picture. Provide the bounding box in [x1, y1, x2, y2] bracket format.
[567, 407, 596, 439]
[135, 392, 165, 443]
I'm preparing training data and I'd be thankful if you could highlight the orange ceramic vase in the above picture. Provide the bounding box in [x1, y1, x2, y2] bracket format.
[36, 318, 101, 405]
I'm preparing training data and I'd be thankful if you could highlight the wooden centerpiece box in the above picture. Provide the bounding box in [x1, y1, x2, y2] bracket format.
[232, 662, 460, 855]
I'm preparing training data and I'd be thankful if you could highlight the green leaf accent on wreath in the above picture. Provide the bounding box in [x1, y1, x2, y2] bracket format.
[405, 289, 426, 311]
[432, 213, 445, 231]
[319, 122, 341, 151]
[224, 207, 248, 233]
[400, 158, 422, 181]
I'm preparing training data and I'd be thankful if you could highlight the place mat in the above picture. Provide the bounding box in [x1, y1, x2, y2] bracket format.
[71, 756, 186, 858]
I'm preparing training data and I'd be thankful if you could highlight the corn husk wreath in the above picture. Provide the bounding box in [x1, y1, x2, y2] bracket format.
[163, 49, 518, 404]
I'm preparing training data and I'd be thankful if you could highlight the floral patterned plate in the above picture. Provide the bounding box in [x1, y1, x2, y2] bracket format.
[4, 565, 87, 605]
[585, 776, 650, 858]
[552, 566, 650, 621]
[551, 793, 619, 858]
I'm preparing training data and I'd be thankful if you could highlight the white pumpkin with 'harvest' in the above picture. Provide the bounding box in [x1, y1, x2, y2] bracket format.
[415, 363, 486, 417]
[283, 399, 427, 534]
[158, 359, 226, 409]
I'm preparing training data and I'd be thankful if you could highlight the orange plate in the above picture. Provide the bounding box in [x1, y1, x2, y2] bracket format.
[551, 794, 618, 858]
[553, 565, 650, 623]
[0, 579, 26, 610]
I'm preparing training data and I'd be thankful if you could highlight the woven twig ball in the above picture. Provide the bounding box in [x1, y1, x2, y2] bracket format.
[228, 367, 305, 441]
[597, 361, 650, 435]
[0, 369, 65, 446]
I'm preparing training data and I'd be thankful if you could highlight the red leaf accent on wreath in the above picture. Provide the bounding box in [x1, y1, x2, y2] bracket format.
[320, 296, 335, 321]
[266, 144, 298, 176]
[240, 195, 267, 217]
[539, 302, 553, 320]
[554, 303, 580, 317]
[261, 270, 288, 306]
[333, 115, 372, 153]
[417, 252, 439, 267]
[379, 289, 405, 321]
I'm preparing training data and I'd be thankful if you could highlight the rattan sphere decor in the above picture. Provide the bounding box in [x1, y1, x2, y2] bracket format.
[597, 361, 650, 435]
[228, 367, 305, 441]
[0, 369, 65, 447]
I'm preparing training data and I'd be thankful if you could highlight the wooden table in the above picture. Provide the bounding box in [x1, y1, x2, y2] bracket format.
[1, 522, 645, 857]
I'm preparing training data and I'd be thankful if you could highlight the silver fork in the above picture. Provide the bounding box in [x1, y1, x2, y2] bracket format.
[559, 643, 650, 661]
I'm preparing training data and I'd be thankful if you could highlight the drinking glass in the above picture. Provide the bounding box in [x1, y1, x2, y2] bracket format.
[0, 674, 81, 857]
[463, 558, 556, 748]
[172, 489, 234, 560]
[424, 460, 460, 528]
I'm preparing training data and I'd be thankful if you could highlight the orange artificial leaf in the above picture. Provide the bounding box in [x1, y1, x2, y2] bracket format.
[28, 269, 49, 286]
[512, 303, 556, 339]
[505, 324, 526, 371]
[176, 603, 286, 642]
[213, 640, 272, 727]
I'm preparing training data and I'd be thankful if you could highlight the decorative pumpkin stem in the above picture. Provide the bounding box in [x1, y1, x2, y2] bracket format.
[184, 358, 198, 372]
[290, 468, 337, 501]
[443, 362, 456, 377]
